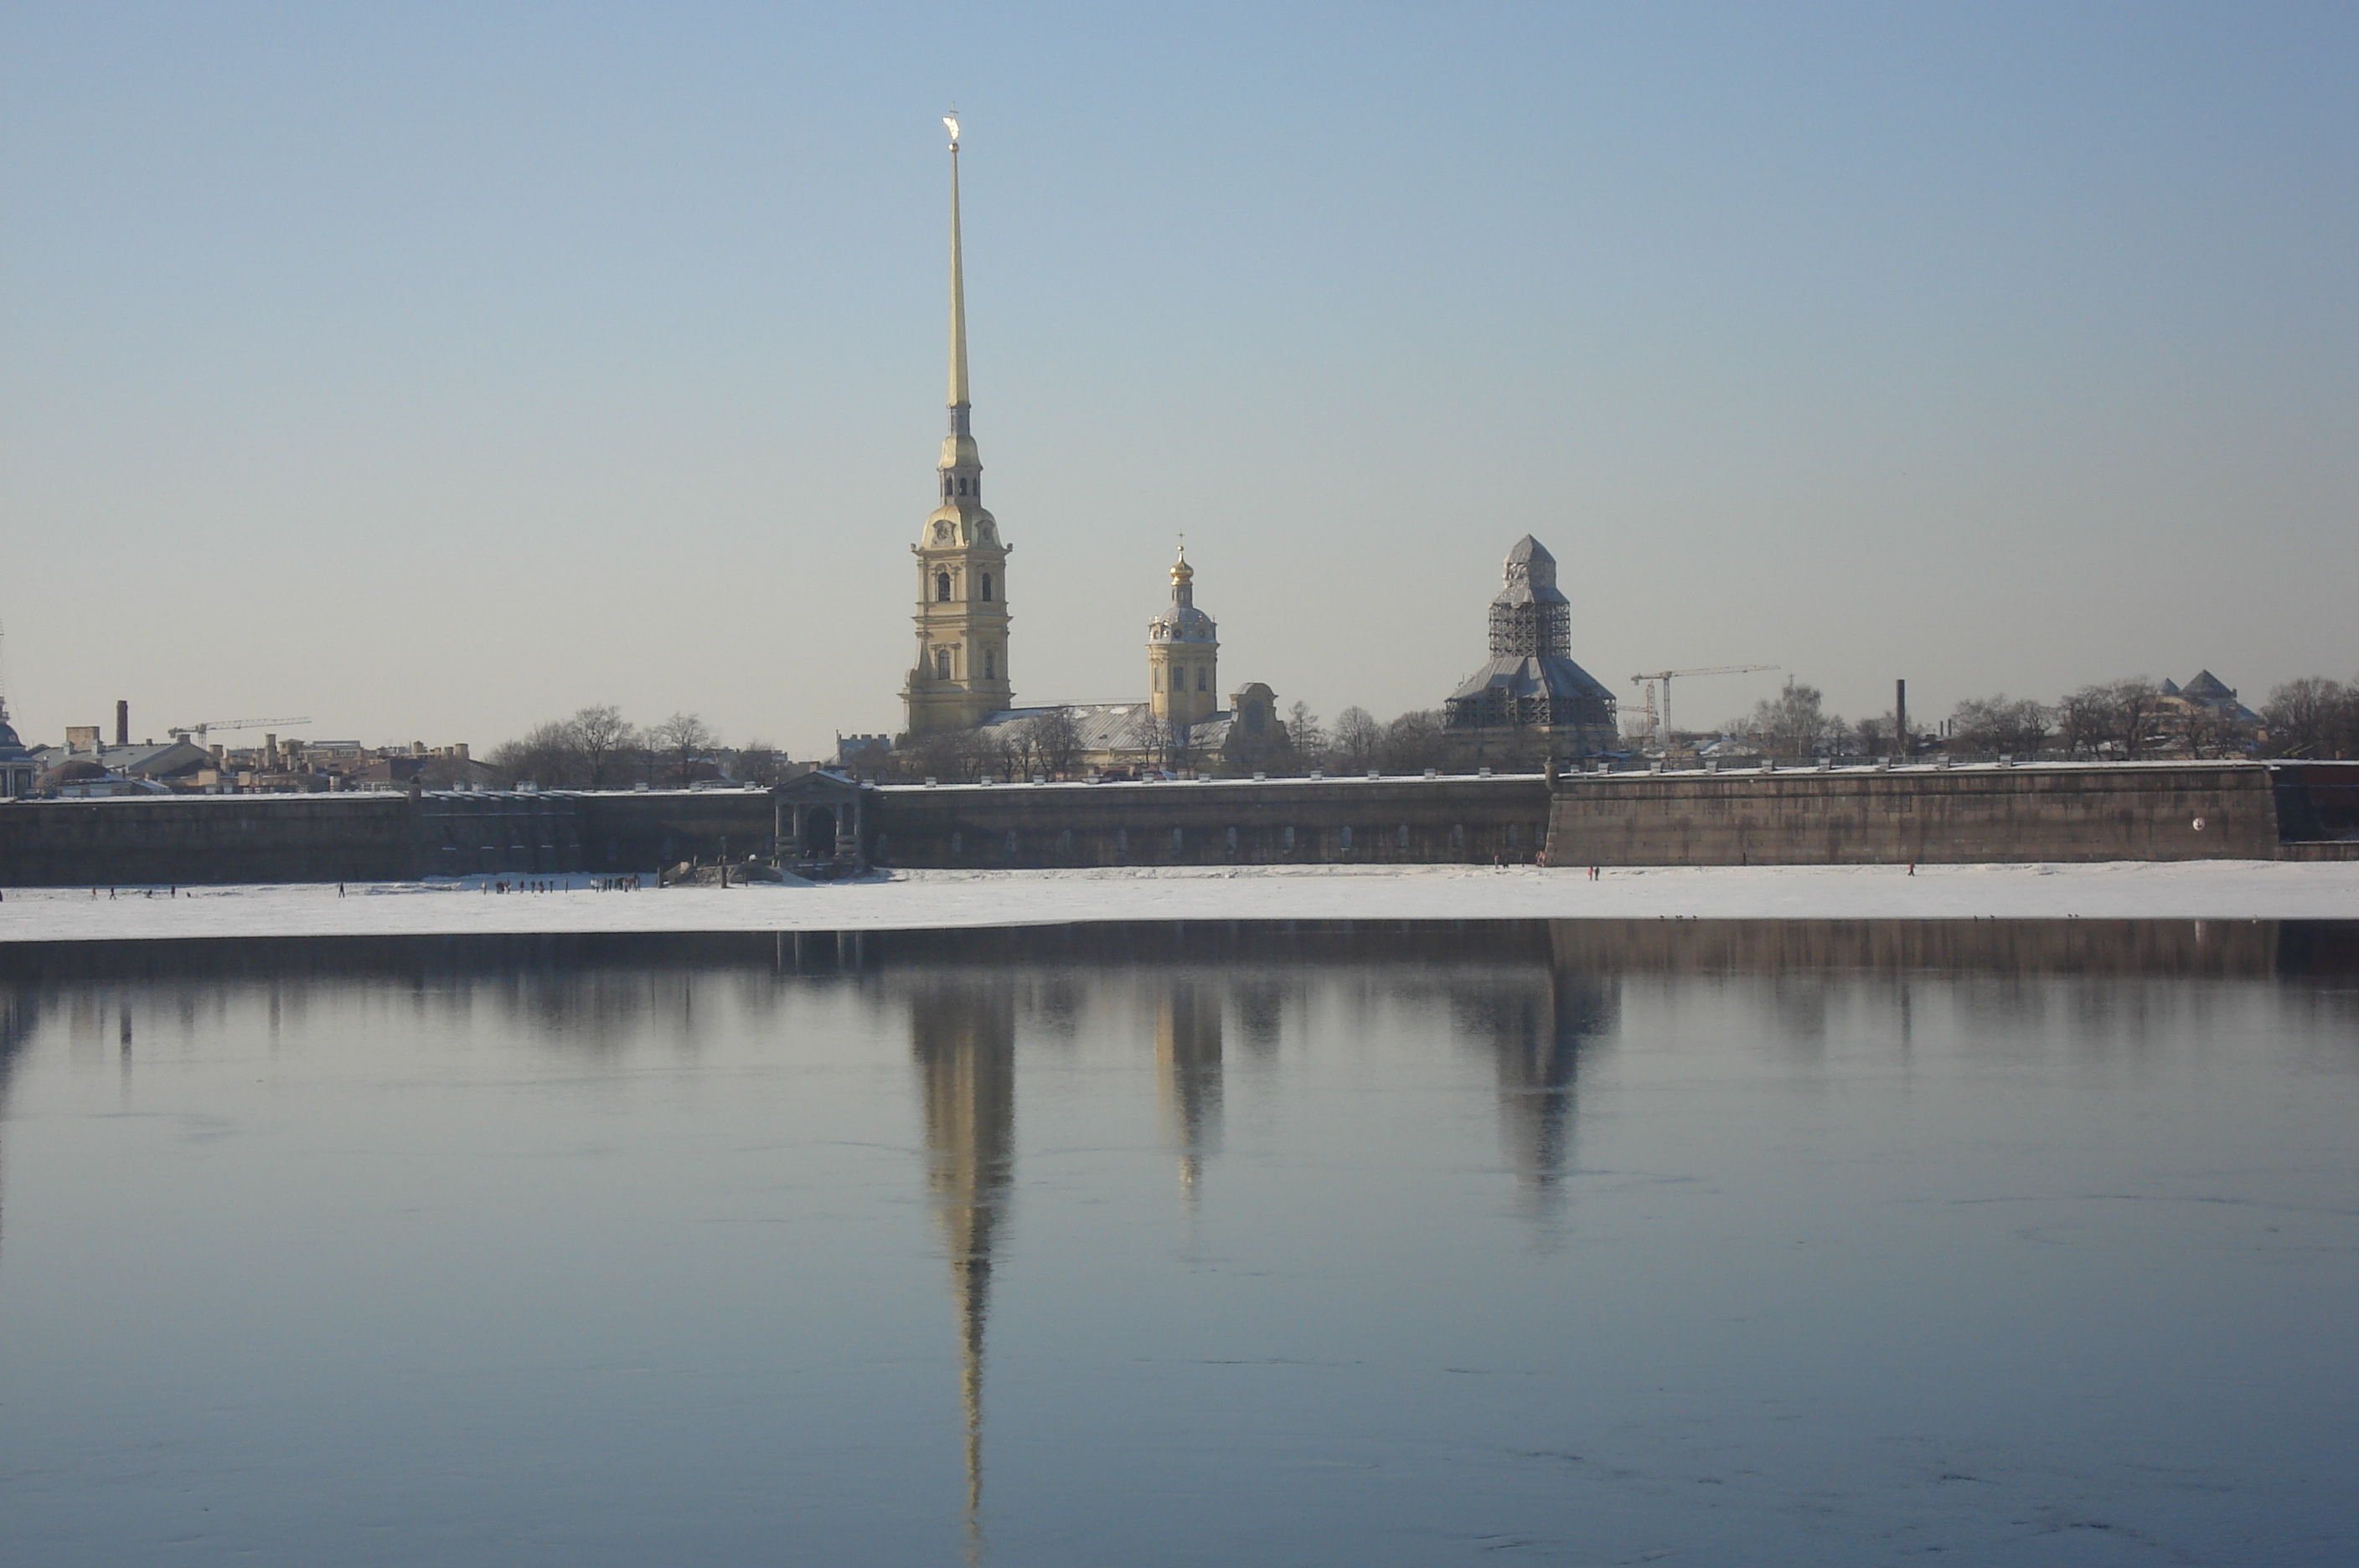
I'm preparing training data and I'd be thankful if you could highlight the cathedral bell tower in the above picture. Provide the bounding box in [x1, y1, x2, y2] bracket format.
[902, 113, 1014, 740]
[1148, 546, 1218, 729]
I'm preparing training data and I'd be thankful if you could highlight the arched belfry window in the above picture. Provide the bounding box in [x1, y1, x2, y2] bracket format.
[956, 477, 968, 495]
[936, 647, 953, 680]
[1197, 667, 1208, 692]
[936, 573, 952, 602]
[943, 477, 952, 498]
[980, 573, 993, 602]
[984, 649, 996, 678]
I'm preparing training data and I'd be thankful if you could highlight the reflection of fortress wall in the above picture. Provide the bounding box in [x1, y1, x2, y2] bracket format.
[4, 918, 2345, 994]
[1549, 762, 2283, 866]
[1541, 916, 2293, 980]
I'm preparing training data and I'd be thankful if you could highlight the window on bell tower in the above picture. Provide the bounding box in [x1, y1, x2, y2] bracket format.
[980, 573, 993, 602]
[936, 647, 952, 679]
[936, 573, 952, 602]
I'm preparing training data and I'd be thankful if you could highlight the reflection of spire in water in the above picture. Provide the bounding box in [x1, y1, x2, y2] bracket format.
[1155, 983, 1223, 1210]
[909, 977, 1015, 1563]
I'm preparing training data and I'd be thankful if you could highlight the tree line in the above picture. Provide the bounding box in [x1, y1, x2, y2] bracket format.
[483, 671, 2359, 792]
[889, 700, 1460, 782]
[1717, 673, 2359, 760]
[484, 706, 789, 789]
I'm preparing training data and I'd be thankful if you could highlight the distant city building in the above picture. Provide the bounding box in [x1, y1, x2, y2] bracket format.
[35, 758, 166, 797]
[34, 737, 214, 785]
[837, 733, 893, 771]
[1443, 536, 1618, 761]
[2159, 670, 2263, 740]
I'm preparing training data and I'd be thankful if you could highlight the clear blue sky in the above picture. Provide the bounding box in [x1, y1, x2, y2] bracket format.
[4, 2, 2353, 755]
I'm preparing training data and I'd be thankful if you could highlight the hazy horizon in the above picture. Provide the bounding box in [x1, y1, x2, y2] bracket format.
[4, 3, 2353, 759]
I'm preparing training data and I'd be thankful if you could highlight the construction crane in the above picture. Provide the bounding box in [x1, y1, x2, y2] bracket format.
[168, 715, 313, 744]
[1628, 666, 1778, 751]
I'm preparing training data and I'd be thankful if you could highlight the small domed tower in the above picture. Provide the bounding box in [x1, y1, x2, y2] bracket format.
[1148, 547, 1218, 729]
[0, 696, 36, 798]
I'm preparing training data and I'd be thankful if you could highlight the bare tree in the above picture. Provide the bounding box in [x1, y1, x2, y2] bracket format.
[904, 728, 975, 782]
[1284, 701, 1325, 772]
[987, 727, 1030, 781]
[648, 712, 718, 786]
[1748, 681, 1834, 758]
[1379, 709, 1448, 773]
[2181, 700, 2248, 758]
[567, 704, 638, 790]
[734, 739, 786, 786]
[1330, 706, 1383, 771]
[2263, 677, 2352, 758]
[2006, 699, 2055, 754]
[1129, 710, 1174, 772]
[2102, 678, 2165, 759]
[1164, 715, 1198, 775]
[1947, 695, 2054, 755]
[1947, 696, 2011, 752]
[2057, 686, 2112, 756]
[488, 719, 582, 788]
[1031, 706, 1085, 778]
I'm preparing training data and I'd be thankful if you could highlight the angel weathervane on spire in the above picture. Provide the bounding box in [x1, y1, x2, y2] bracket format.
[943, 111, 960, 149]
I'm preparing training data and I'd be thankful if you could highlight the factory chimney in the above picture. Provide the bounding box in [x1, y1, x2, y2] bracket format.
[116, 699, 129, 747]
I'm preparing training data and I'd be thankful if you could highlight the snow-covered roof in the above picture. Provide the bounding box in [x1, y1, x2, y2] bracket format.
[970, 703, 1234, 756]
[34, 740, 214, 777]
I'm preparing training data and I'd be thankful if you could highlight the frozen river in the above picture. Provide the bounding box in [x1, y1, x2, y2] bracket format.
[1, 919, 2354, 1565]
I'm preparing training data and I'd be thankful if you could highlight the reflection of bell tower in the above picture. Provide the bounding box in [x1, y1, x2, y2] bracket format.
[1458, 930, 1616, 1226]
[909, 973, 1016, 1559]
[902, 114, 1014, 740]
[1154, 981, 1224, 1200]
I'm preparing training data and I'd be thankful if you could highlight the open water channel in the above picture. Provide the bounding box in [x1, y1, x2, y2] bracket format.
[0, 920, 2354, 1565]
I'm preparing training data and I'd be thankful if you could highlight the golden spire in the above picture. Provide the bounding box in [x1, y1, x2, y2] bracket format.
[945, 111, 968, 410]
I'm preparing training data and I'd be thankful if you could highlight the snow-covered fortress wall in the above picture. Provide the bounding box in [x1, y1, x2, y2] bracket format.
[1546, 761, 2293, 867]
[0, 763, 2347, 887]
[856, 775, 1556, 869]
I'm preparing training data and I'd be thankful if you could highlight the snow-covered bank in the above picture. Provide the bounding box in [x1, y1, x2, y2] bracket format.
[0, 861, 2353, 943]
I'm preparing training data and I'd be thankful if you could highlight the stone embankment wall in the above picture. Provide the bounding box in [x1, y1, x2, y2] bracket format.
[1546, 761, 2281, 866]
[0, 796, 422, 886]
[863, 776, 1553, 869]
[0, 789, 776, 887]
[3, 763, 2351, 886]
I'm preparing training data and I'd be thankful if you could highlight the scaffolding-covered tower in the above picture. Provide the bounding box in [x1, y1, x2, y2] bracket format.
[1443, 536, 1619, 760]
